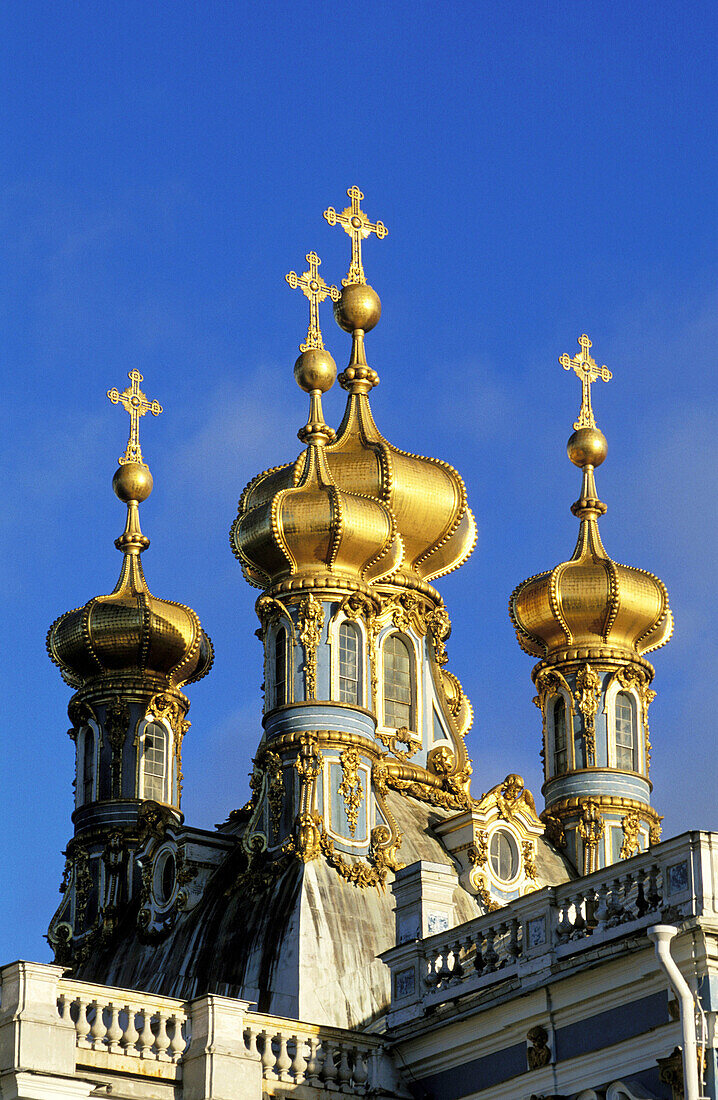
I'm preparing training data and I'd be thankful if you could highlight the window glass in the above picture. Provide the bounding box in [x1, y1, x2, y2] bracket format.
[552, 697, 567, 774]
[143, 723, 166, 802]
[275, 628, 287, 706]
[615, 692, 636, 770]
[383, 635, 413, 729]
[82, 727, 95, 804]
[338, 622, 360, 704]
[489, 829, 520, 882]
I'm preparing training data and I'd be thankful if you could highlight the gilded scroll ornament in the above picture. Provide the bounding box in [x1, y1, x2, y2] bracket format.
[578, 799, 604, 875]
[619, 810, 641, 859]
[474, 873, 500, 913]
[649, 817, 663, 846]
[376, 726, 422, 761]
[522, 840, 539, 881]
[265, 752, 285, 837]
[526, 1026, 551, 1070]
[338, 749, 364, 837]
[106, 696, 129, 798]
[469, 829, 489, 867]
[297, 595, 324, 700]
[541, 813, 566, 849]
[575, 664, 602, 765]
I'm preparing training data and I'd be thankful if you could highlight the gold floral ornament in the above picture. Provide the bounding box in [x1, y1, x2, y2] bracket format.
[107, 369, 163, 465]
[286, 251, 340, 352]
[323, 185, 388, 286]
[559, 334, 612, 431]
[338, 749, 364, 837]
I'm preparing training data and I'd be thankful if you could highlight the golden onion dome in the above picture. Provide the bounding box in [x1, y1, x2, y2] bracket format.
[231, 339, 403, 593]
[509, 338, 673, 664]
[48, 460, 214, 690]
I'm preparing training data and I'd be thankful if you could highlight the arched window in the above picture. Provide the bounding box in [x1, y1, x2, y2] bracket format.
[142, 722, 167, 802]
[614, 691, 637, 770]
[552, 697, 567, 775]
[489, 829, 519, 882]
[274, 628, 287, 707]
[383, 634, 414, 730]
[81, 727, 95, 804]
[338, 621, 360, 704]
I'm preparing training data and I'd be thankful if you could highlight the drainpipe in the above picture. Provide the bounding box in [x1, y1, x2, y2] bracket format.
[648, 924, 700, 1100]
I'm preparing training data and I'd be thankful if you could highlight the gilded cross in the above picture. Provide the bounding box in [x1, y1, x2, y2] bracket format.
[323, 186, 388, 286]
[559, 334, 612, 430]
[286, 251, 340, 351]
[107, 370, 163, 465]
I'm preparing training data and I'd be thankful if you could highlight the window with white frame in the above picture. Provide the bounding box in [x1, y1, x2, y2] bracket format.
[614, 691, 637, 771]
[552, 696, 568, 775]
[142, 722, 168, 802]
[274, 627, 287, 707]
[338, 621, 360, 704]
[383, 634, 414, 730]
[489, 828, 520, 883]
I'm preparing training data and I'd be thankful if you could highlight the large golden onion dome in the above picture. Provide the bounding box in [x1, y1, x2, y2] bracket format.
[509, 337, 673, 664]
[47, 373, 213, 691]
[233, 205, 476, 596]
[231, 345, 403, 592]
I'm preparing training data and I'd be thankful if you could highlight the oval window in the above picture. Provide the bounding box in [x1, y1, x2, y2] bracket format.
[154, 850, 176, 906]
[489, 829, 520, 883]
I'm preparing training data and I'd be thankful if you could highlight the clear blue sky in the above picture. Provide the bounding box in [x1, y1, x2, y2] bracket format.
[2, 1, 716, 963]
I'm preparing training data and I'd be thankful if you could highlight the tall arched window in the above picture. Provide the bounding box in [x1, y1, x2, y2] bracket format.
[552, 697, 567, 775]
[142, 722, 167, 802]
[338, 621, 360, 704]
[274, 628, 287, 707]
[614, 691, 637, 770]
[383, 634, 414, 730]
[81, 727, 95, 804]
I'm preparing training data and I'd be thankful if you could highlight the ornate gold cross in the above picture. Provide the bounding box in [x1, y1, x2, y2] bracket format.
[107, 370, 163, 465]
[286, 251, 340, 351]
[559, 334, 612, 430]
[323, 185, 388, 286]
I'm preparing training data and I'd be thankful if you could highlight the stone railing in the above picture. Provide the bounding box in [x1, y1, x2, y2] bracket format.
[383, 831, 716, 1024]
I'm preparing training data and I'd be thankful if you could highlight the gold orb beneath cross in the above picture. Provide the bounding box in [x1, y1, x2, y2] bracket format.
[334, 283, 381, 334]
[294, 348, 337, 394]
[113, 461, 154, 502]
[567, 427, 608, 468]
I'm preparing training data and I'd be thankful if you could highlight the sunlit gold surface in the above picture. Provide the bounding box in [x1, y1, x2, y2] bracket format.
[285, 251, 340, 352]
[510, 336, 673, 661]
[323, 185, 387, 287]
[48, 378, 213, 691]
[559, 334, 612, 431]
[107, 369, 162, 465]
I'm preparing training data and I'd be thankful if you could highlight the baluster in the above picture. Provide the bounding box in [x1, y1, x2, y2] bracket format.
[605, 875, 624, 926]
[137, 1010, 155, 1059]
[554, 900, 571, 943]
[275, 1031, 292, 1081]
[506, 917, 521, 962]
[592, 880, 609, 932]
[647, 862, 662, 911]
[423, 949, 439, 988]
[244, 1024, 259, 1058]
[259, 1029, 275, 1078]
[106, 1003, 123, 1053]
[123, 1005, 139, 1053]
[483, 926, 499, 972]
[449, 937, 464, 980]
[155, 1011, 171, 1061]
[495, 921, 509, 968]
[57, 993, 73, 1024]
[584, 887, 599, 931]
[75, 998, 91, 1047]
[634, 866, 650, 917]
[168, 1015, 186, 1061]
[473, 933, 486, 975]
[337, 1044, 352, 1092]
[353, 1047, 369, 1092]
[570, 894, 586, 938]
[89, 1000, 108, 1050]
[306, 1036, 323, 1087]
[290, 1033, 308, 1082]
[322, 1040, 339, 1090]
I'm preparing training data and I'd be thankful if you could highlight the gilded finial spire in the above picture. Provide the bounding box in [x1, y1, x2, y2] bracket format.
[286, 252, 340, 351]
[107, 369, 163, 465]
[323, 186, 387, 286]
[559, 334, 612, 431]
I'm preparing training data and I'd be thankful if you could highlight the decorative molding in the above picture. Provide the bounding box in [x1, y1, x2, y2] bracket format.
[297, 595, 325, 700]
[338, 749, 363, 837]
[619, 809, 641, 859]
[578, 798, 604, 874]
[575, 664, 602, 765]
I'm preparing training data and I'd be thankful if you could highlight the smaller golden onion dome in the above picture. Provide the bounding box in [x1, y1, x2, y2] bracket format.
[231, 345, 403, 592]
[48, 461, 214, 690]
[509, 336, 673, 663]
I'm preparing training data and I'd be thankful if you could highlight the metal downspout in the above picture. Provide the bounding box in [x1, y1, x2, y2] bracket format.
[648, 924, 701, 1100]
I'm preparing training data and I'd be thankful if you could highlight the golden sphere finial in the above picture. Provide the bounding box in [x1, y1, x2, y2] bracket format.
[113, 461, 154, 503]
[334, 283, 382, 334]
[294, 348, 337, 394]
[567, 427, 608, 468]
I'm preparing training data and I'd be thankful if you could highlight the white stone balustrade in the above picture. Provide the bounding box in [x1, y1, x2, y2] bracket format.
[57, 978, 188, 1062]
[383, 831, 717, 1023]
